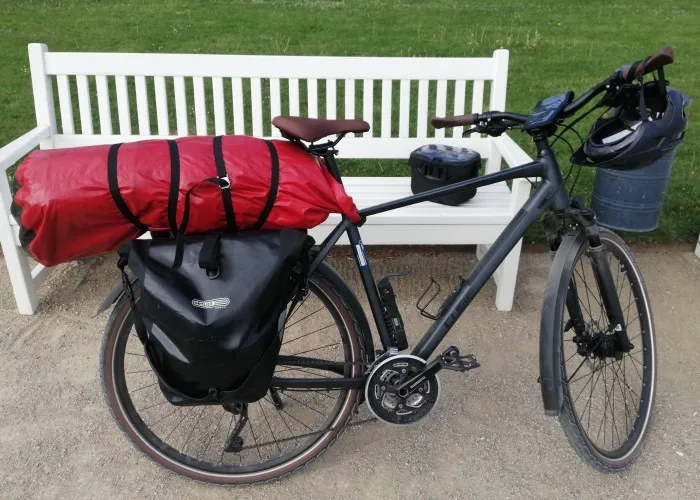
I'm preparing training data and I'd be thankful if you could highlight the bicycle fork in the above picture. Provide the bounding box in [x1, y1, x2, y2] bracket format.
[566, 210, 633, 352]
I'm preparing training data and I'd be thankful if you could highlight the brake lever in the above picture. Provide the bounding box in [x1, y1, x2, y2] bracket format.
[461, 127, 481, 137]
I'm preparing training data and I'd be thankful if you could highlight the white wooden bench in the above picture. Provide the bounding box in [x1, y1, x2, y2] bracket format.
[0, 43, 533, 315]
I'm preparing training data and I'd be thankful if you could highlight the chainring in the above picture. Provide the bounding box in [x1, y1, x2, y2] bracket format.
[364, 354, 440, 425]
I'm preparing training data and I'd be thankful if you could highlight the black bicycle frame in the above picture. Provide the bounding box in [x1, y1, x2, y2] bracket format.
[312, 141, 570, 357]
[271, 139, 629, 395]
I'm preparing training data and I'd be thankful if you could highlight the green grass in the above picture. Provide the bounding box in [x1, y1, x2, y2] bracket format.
[1, 0, 698, 242]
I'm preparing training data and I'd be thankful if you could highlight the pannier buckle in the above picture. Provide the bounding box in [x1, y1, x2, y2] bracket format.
[218, 176, 231, 190]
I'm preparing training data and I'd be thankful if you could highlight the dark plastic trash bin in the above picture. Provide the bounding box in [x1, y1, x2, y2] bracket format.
[591, 150, 677, 232]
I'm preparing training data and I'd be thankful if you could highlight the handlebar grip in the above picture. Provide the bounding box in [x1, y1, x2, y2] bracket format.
[621, 46, 674, 82]
[431, 114, 477, 129]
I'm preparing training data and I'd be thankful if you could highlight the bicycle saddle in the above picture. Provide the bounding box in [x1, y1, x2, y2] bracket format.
[272, 116, 370, 142]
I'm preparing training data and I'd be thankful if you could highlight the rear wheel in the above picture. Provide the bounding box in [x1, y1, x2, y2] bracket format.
[546, 228, 656, 471]
[100, 261, 368, 484]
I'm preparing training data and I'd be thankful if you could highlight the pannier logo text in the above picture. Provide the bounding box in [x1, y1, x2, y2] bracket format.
[192, 298, 230, 309]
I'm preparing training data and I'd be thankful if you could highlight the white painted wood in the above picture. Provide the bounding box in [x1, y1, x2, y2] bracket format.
[417, 80, 429, 137]
[307, 78, 318, 118]
[173, 76, 188, 136]
[0, 202, 37, 314]
[250, 77, 263, 136]
[363, 79, 373, 137]
[52, 135, 494, 159]
[193, 76, 207, 135]
[470, 79, 485, 138]
[381, 79, 392, 138]
[310, 223, 504, 246]
[494, 241, 522, 311]
[31, 263, 52, 284]
[270, 78, 281, 136]
[399, 79, 410, 138]
[695, 234, 700, 258]
[56, 75, 74, 134]
[344, 79, 355, 119]
[134, 75, 150, 135]
[231, 77, 245, 135]
[115, 75, 132, 135]
[496, 133, 534, 210]
[95, 75, 112, 135]
[75, 75, 93, 135]
[490, 49, 509, 112]
[472, 80, 485, 113]
[6, 45, 533, 314]
[212, 77, 226, 135]
[0, 125, 52, 314]
[288, 78, 300, 116]
[0, 126, 52, 178]
[326, 79, 336, 119]
[452, 80, 466, 138]
[27, 43, 57, 148]
[43, 52, 497, 80]
[154, 75, 169, 136]
[435, 80, 447, 139]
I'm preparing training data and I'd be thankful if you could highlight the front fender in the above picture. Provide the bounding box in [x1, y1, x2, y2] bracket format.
[539, 228, 586, 416]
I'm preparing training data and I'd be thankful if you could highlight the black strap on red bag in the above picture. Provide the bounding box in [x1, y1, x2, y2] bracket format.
[107, 143, 149, 234]
[213, 136, 237, 232]
[108, 137, 280, 240]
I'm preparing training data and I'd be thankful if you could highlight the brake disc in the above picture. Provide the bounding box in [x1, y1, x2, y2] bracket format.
[364, 354, 440, 425]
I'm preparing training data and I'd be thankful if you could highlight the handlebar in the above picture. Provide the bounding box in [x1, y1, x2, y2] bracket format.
[431, 46, 675, 131]
[431, 111, 527, 129]
[620, 46, 674, 83]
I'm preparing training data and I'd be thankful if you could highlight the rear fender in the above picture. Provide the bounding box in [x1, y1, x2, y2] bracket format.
[93, 270, 135, 317]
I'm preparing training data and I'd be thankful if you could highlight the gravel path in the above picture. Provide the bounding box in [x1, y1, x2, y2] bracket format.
[1, 247, 698, 499]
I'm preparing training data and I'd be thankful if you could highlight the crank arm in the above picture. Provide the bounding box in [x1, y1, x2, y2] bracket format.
[393, 346, 480, 396]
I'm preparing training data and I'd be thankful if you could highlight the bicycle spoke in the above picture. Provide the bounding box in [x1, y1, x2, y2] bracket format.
[205, 409, 227, 458]
[248, 417, 263, 461]
[264, 397, 297, 442]
[258, 402, 283, 453]
[182, 407, 206, 453]
[130, 381, 158, 393]
[136, 400, 169, 412]
[163, 407, 195, 443]
[282, 324, 335, 345]
[285, 305, 323, 330]
[282, 392, 328, 416]
[288, 343, 340, 357]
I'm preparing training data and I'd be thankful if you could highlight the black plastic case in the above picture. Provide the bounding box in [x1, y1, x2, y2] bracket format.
[409, 144, 481, 206]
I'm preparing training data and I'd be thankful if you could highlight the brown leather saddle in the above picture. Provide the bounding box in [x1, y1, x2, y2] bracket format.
[272, 116, 370, 143]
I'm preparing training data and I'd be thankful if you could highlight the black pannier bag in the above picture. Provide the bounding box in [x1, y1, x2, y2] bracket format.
[409, 144, 481, 206]
[119, 229, 313, 405]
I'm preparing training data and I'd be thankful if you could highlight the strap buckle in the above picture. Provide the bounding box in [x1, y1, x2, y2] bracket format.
[218, 175, 231, 190]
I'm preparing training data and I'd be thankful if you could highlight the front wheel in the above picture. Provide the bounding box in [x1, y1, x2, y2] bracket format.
[543, 228, 656, 471]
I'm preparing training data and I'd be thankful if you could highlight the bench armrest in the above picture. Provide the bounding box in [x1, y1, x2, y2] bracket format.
[494, 133, 534, 212]
[0, 125, 52, 213]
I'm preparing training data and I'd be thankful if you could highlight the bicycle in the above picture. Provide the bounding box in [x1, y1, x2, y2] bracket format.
[98, 48, 672, 484]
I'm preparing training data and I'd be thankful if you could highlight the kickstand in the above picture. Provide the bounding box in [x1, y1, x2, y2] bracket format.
[223, 402, 249, 453]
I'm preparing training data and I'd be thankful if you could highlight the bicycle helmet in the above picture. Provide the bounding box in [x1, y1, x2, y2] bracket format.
[572, 79, 689, 170]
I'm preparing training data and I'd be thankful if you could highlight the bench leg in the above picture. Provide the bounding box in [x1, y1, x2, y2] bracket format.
[0, 213, 39, 315]
[695, 233, 700, 259]
[476, 241, 522, 311]
[493, 240, 523, 312]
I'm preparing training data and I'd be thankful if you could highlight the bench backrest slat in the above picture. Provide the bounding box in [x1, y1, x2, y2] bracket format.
[28, 43, 509, 160]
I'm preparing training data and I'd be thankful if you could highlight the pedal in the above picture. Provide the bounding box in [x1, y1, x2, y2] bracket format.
[439, 346, 480, 372]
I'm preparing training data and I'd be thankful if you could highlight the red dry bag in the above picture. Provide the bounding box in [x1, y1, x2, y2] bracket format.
[12, 135, 360, 267]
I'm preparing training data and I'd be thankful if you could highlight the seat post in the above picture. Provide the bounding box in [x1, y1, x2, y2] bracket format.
[323, 152, 343, 184]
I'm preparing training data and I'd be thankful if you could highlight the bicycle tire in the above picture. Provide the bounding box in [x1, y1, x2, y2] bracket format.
[542, 227, 656, 471]
[100, 260, 369, 485]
